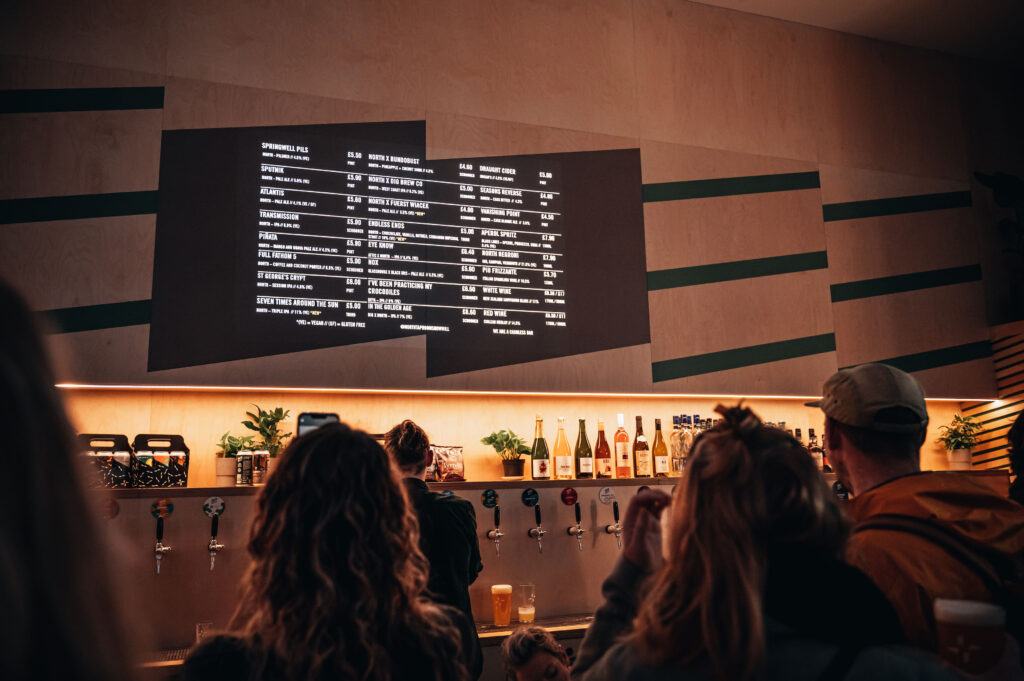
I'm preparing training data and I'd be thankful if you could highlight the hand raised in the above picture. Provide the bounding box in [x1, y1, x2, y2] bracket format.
[622, 488, 672, 572]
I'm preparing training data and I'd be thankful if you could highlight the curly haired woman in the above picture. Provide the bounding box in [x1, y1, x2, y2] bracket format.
[183, 423, 471, 681]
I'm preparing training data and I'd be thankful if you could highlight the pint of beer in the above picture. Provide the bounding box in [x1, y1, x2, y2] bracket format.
[934, 599, 1006, 674]
[491, 584, 512, 626]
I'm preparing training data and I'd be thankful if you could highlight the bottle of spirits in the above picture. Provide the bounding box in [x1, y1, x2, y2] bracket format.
[595, 418, 613, 478]
[652, 418, 669, 477]
[808, 428, 824, 471]
[575, 418, 593, 479]
[633, 415, 651, 478]
[554, 417, 573, 480]
[679, 415, 695, 469]
[669, 416, 682, 476]
[614, 414, 632, 479]
[531, 414, 550, 480]
[794, 428, 804, 447]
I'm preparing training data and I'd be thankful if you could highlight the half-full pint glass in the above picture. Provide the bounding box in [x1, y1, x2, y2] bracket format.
[491, 584, 512, 626]
[934, 599, 1006, 674]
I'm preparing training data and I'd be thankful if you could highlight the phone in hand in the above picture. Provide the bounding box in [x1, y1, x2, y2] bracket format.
[297, 412, 340, 436]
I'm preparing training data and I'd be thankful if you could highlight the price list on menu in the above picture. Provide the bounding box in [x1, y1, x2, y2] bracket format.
[254, 141, 566, 337]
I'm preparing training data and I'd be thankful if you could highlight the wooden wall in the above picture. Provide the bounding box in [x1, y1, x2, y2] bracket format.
[2, 0, 1019, 397]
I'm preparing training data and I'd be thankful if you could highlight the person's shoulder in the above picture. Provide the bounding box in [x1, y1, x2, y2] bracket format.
[846, 646, 959, 680]
[425, 490, 477, 516]
[573, 641, 702, 681]
[182, 635, 256, 681]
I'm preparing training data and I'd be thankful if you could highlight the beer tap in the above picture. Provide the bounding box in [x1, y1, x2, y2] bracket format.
[151, 499, 174, 575]
[203, 496, 226, 571]
[566, 501, 586, 551]
[527, 505, 547, 553]
[604, 501, 622, 550]
[485, 505, 504, 557]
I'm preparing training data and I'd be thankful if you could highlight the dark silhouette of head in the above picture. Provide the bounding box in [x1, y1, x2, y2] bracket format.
[385, 419, 431, 476]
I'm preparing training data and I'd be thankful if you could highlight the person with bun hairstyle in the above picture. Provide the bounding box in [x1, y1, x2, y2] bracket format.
[385, 419, 483, 680]
[572, 404, 957, 681]
[184, 423, 471, 681]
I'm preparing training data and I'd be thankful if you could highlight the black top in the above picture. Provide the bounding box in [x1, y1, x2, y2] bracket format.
[404, 478, 483, 679]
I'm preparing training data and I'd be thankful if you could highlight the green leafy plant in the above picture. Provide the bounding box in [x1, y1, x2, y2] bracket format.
[216, 432, 256, 458]
[936, 413, 983, 451]
[481, 429, 532, 462]
[242, 404, 292, 457]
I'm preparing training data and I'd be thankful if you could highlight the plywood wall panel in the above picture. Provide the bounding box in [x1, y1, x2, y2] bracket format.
[644, 189, 825, 271]
[648, 351, 833, 398]
[914, 358, 998, 400]
[818, 164, 970, 205]
[648, 269, 834, 362]
[0, 215, 155, 310]
[0, 55, 164, 89]
[640, 138, 817, 184]
[0, 110, 162, 199]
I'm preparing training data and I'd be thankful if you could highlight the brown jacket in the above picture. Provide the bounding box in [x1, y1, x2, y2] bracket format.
[846, 472, 1024, 649]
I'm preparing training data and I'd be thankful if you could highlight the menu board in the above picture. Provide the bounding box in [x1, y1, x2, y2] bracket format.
[253, 140, 565, 338]
[149, 121, 649, 380]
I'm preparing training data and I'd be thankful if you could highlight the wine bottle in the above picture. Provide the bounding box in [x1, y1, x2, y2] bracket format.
[595, 418, 613, 478]
[652, 418, 669, 477]
[633, 415, 651, 478]
[554, 417, 573, 480]
[531, 414, 550, 480]
[614, 413, 632, 479]
[575, 418, 593, 479]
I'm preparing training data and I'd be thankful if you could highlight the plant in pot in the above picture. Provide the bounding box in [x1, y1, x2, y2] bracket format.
[481, 429, 532, 479]
[242, 405, 292, 474]
[215, 432, 255, 485]
[937, 413, 982, 471]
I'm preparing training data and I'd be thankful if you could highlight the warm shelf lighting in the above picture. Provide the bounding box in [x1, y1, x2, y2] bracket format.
[54, 383, 994, 403]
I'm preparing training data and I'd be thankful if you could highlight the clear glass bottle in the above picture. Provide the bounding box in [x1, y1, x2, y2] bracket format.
[633, 415, 651, 478]
[614, 413, 632, 479]
[808, 428, 824, 471]
[554, 417, 573, 480]
[652, 418, 669, 477]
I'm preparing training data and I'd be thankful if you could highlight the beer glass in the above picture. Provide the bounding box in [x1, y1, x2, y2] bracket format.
[491, 584, 512, 626]
[934, 599, 1005, 674]
[517, 583, 536, 622]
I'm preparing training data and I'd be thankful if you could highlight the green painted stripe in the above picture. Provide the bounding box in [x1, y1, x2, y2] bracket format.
[998, 367, 1024, 383]
[993, 338, 1024, 355]
[973, 454, 1010, 466]
[977, 423, 1012, 437]
[647, 251, 828, 291]
[1002, 388, 1024, 401]
[995, 347, 1024, 365]
[0, 190, 158, 224]
[962, 401, 994, 413]
[38, 300, 151, 334]
[652, 333, 835, 382]
[975, 435, 1008, 447]
[830, 264, 981, 303]
[642, 171, 820, 203]
[970, 399, 1024, 419]
[840, 341, 992, 375]
[998, 357, 1024, 373]
[993, 335, 1016, 346]
[980, 408, 1022, 426]
[822, 191, 971, 222]
[1001, 379, 1024, 392]
[972, 444, 1011, 457]
[0, 87, 164, 113]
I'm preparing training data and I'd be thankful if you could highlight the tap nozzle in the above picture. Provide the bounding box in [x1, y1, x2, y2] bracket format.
[207, 513, 224, 571]
[566, 502, 586, 551]
[154, 517, 172, 574]
[604, 501, 622, 550]
[485, 505, 504, 557]
[527, 505, 546, 553]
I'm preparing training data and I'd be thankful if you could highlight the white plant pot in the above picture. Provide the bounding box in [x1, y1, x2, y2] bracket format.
[948, 448, 972, 471]
[215, 457, 237, 486]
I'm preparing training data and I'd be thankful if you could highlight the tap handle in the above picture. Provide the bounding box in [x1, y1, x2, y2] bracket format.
[211, 514, 219, 538]
[534, 505, 542, 526]
[494, 504, 500, 528]
[156, 517, 164, 542]
[574, 501, 581, 524]
[613, 501, 619, 523]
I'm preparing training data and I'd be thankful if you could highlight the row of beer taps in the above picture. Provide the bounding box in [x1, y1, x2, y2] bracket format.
[486, 500, 621, 556]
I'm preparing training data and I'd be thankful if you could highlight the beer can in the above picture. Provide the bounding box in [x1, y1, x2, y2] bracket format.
[235, 451, 254, 485]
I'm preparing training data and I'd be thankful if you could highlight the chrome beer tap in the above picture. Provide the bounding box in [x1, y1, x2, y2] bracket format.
[203, 496, 226, 571]
[566, 501, 586, 551]
[527, 505, 547, 554]
[604, 500, 622, 550]
[485, 505, 504, 557]
[154, 517, 172, 574]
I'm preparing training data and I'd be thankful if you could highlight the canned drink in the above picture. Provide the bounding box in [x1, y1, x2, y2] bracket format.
[236, 451, 254, 485]
[253, 450, 269, 484]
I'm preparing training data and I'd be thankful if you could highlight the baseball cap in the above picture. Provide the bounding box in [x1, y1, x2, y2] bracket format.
[805, 363, 928, 433]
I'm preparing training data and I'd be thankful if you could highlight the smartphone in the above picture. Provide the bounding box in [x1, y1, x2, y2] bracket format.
[297, 412, 340, 436]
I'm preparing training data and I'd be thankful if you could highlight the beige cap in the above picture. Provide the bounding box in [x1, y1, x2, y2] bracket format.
[805, 363, 928, 433]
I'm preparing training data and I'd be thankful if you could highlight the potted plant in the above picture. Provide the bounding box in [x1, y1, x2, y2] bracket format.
[242, 405, 292, 475]
[215, 432, 256, 485]
[481, 429, 532, 479]
[937, 413, 982, 471]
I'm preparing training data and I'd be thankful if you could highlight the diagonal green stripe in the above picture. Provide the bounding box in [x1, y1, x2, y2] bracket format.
[962, 401, 994, 413]
[652, 333, 836, 382]
[38, 300, 151, 334]
[998, 357, 1024, 373]
[993, 338, 1024, 356]
[642, 171, 820, 203]
[840, 340, 992, 374]
[0, 87, 164, 113]
[977, 423, 1012, 437]
[995, 347, 1024, 365]
[822, 191, 972, 222]
[980, 408, 1022, 426]
[973, 453, 1010, 466]
[0, 190, 158, 224]
[970, 399, 1024, 419]
[972, 445, 1010, 458]
[647, 251, 828, 291]
[830, 264, 981, 303]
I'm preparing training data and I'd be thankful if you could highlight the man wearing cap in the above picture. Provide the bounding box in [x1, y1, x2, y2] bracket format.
[809, 363, 1024, 649]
